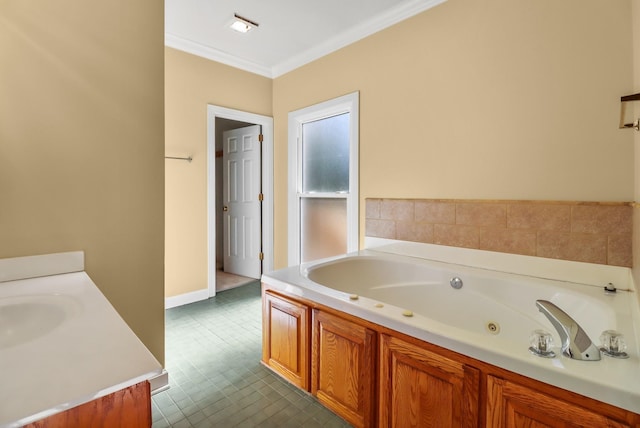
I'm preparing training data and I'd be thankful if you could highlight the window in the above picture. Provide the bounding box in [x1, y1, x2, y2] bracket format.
[288, 92, 359, 265]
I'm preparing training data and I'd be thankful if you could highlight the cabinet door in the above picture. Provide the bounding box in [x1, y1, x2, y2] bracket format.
[486, 375, 633, 428]
[379, 334, 480, 428]
[262, 290, 310, 390]
[26, 381, 151, 428]
[312, 309, 376, 428]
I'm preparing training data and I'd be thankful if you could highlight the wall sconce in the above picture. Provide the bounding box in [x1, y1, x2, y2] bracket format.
[619, 93, 640, 131]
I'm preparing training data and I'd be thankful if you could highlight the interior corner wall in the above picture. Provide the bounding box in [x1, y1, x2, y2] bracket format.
[631, 0, 640, 295]
[273, 0, 635, 269]
[0, 2, 165, 363]
[164, 47, 272, 299]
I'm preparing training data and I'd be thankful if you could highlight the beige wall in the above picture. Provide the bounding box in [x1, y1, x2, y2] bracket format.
[0, 2, 165, 362]
[165, 47, 272, 298]
[165, 0, 636, 281]
[273, 0, 634, 269]
[632, 0, 640, 300]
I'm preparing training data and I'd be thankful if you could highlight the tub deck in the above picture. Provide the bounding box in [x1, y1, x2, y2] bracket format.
[262, 240, 640, 414]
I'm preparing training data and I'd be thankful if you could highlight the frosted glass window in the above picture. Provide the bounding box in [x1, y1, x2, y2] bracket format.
[288, 91, 358, 266]
[300, 198, 347, 263]
[301, 113, 349, 193]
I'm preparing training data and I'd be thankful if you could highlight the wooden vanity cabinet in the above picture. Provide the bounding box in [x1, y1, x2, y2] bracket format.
[262, 290, 310, 390]
[379, 334, 480, 428]
[311, 309, 376, 428]
[25, 381, 151, 428]
[486, 375, 638, 428]
[261, 286, 640, 428]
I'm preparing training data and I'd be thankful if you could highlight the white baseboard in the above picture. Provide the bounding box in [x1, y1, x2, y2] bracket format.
[165, 288, 209, 309]
[150, 369, 169, 395]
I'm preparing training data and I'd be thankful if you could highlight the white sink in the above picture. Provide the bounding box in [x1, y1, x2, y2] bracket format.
[0, 253, 163, 428]
[0, 294, 81, 349]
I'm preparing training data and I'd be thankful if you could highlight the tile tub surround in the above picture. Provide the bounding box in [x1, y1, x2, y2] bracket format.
[365, 198, 633, 267]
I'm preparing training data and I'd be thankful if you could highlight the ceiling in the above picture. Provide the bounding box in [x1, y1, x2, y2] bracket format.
[165, 0, 446, 78]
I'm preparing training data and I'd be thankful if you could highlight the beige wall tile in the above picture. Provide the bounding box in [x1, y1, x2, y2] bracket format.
[537, 231, 607, 264]
[380, 199, 414, 221]
[365, 219, 396, 239]
[479, 228, 536, 256]
[397, 221, 434, 243]
[536, 231, 570, 260]
[507, 204, 571, 231]
[364, 198, 632, 267]
[456, 203, 506, 227]
[571, 205, 633, 234]
[608, 234, 633, 267]
[366, 199, 381, 219]
[434, 224, 479, 249]
[415, 201, 456, 224]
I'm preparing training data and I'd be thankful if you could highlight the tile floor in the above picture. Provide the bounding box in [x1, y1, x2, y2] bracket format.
[215, 269, 255, 293]
[151, 281, 351, 427]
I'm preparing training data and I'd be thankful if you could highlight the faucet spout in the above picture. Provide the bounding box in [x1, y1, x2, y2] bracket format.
[535, 300, 601, 361]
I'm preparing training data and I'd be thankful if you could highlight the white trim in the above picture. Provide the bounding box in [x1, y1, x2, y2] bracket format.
[272, 0, 447, 77]
[165, 34, 272, 78]
[0, 251, 84, 283]
[288, 92, 359, 266]
[149, 370, 170, 394]
[166, 0, 447, 78]
[165, 288, 209, 309]
[207, 105, 275, 296]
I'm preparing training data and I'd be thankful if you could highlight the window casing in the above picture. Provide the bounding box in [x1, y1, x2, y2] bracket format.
[288, 92, 359, 265]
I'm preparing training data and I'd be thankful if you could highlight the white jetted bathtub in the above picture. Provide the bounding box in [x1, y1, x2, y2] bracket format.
[305, 255, 621, 346]
[261, 239, 640, 414]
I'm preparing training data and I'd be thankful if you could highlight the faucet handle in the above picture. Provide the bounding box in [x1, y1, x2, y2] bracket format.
[529, 330, 555, 358]
[599, 330, 629, 359]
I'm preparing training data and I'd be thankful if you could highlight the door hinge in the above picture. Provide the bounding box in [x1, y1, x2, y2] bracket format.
[259, 134, 264, 143]
[258, 193, 264, 201]
[259, 252, 264, 261]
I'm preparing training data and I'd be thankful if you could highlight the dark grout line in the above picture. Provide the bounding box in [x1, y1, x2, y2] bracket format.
[152, 282, 351, 427]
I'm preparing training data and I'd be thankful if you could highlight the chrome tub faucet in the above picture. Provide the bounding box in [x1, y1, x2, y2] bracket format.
[535, 300, 601, 361]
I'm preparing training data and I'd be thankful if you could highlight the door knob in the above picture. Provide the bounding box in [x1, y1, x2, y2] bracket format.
[223, 206, 228, 211]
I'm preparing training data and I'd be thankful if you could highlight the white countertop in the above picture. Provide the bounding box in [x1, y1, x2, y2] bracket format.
[0, 252, 163, 427]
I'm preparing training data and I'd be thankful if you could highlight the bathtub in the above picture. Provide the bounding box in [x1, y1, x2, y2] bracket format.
[261, 240, 640, 414]
[305, 255, 622, 345]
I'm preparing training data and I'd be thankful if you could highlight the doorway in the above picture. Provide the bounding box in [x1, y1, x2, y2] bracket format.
[207, 105, 274, 297]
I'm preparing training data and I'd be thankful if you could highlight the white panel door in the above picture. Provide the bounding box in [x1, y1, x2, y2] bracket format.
[223, 125, 262, 279]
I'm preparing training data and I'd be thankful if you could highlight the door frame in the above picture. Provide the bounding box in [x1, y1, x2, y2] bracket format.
[207, 105, 274, 297]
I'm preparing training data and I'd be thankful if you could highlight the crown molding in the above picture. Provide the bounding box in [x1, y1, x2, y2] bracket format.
[165, 33, 273, 78]
[272, 0, 447, 77]
[165, 0, 447, 79]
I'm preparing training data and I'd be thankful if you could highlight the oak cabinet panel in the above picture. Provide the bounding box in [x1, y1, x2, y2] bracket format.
[261, 286, 640, 428]
[379, 334, 480, 428]
[486, 375, 635, 428]
[25, 381, 151, 428]
[312, 309, 376, 428]
[262, 290, 310, 390]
